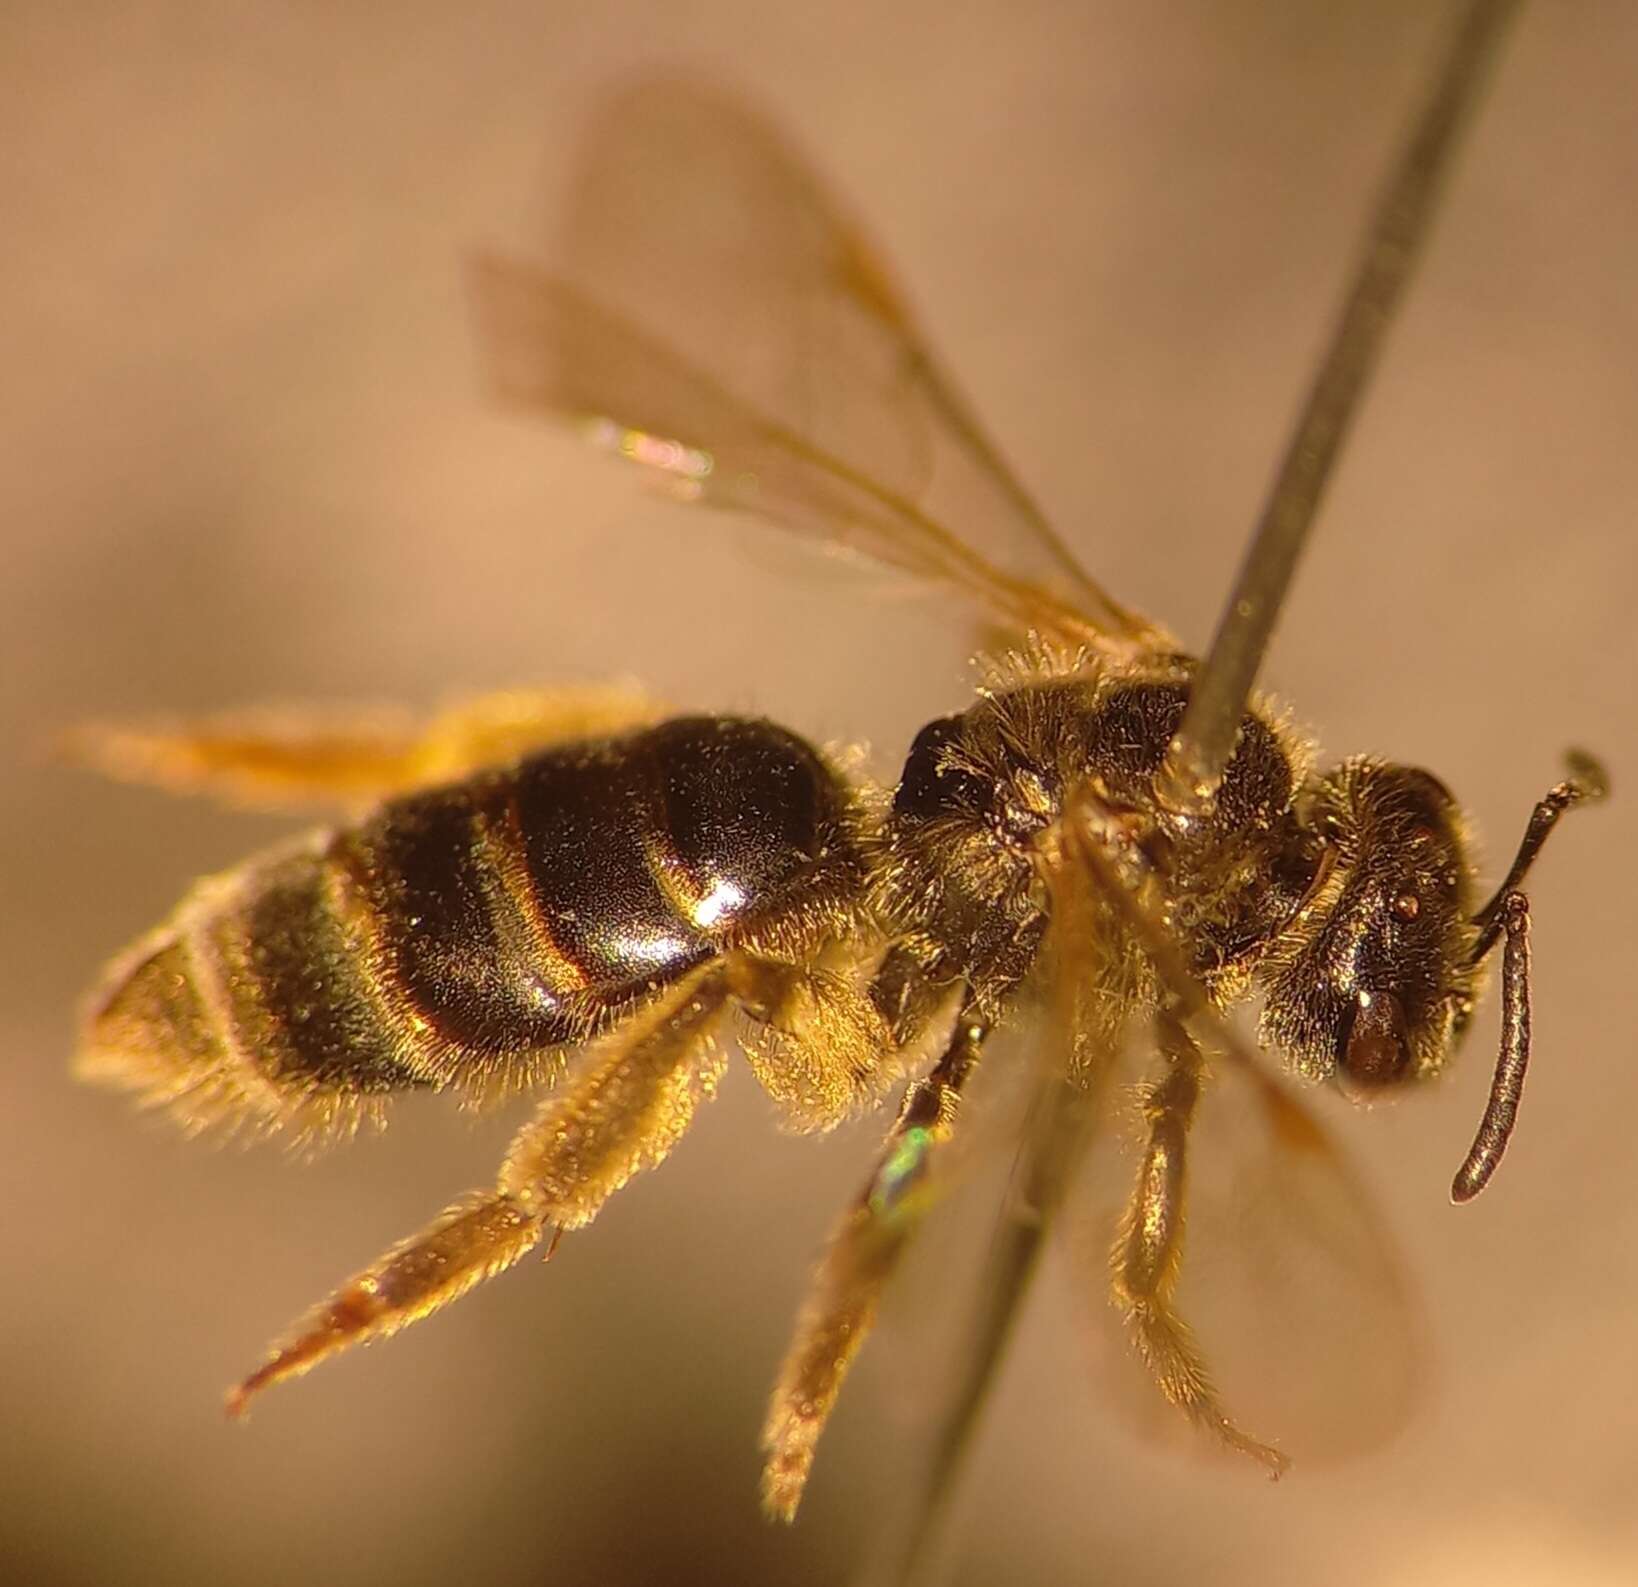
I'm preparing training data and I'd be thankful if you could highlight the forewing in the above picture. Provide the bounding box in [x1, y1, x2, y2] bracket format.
[470, 77, 1162, 654]
[1073, 1036, 1427, 1469]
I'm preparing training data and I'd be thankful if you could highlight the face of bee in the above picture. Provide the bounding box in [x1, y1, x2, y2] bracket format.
[1259, 761, 1480, 1096]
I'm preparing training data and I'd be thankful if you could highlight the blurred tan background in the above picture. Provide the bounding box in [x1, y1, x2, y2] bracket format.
[5, 2, 1636, 1584]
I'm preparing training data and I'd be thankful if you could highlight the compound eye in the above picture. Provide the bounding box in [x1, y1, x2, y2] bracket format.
[1340, 989, 1411, 1092]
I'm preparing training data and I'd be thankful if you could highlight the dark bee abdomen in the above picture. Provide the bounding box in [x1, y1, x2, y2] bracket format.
[80, 717, 860, 1135]
[340, 716, 853, 1057]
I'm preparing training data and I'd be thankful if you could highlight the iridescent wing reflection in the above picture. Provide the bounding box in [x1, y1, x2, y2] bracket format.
[469, 78, 1165, 657]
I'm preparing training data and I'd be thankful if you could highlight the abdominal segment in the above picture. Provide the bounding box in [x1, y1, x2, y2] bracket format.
[77, 716, 861, 1143]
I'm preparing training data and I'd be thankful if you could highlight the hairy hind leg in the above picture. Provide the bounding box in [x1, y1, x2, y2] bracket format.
[1110, 1009, 1288, 1475]
[227, 968, 729, 1415]
[730, 954, 897, 1133]
[66, 685, 659, 812]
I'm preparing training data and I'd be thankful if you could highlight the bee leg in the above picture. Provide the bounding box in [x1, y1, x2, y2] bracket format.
[730, 954, 897, 1133]
[226, 968, 729, 1416]
[224, 1190, 549, 1418]
[64, 684, 658, 812]
[1110, 1008, 1288, 1475]
[760, 998, 987, 1522]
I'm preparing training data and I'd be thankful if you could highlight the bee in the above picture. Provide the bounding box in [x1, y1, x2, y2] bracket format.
[72, 0, 1606, 1567]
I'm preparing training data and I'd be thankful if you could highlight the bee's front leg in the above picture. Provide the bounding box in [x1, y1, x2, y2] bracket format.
[1110, 1008, 1288, 1475]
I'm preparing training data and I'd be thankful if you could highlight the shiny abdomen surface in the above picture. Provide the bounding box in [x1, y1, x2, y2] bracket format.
[82, 717, 858, 1122]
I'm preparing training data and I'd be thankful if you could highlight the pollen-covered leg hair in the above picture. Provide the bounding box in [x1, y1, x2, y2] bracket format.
[64, 685, 659, 812]
[226, 969, 731, 1416]
[730, 954, 894, 1132]
[1110, 1010, 1288, 1476]
[760, 1003, 987, 1522]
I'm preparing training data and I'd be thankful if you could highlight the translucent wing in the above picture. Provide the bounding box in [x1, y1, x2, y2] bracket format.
[862, 803, 1421, 1574]
[60, 687, 660, 812]
[1058, 800, 1425, 1470]
[1072, 1040, 1426, 1470]
[469, 77, 1163, 656]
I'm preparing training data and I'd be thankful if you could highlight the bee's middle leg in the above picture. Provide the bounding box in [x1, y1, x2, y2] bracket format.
[760, 979, 986, 1521]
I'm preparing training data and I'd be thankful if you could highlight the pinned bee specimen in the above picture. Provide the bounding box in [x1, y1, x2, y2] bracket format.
[74, 0, 1607, 1568]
